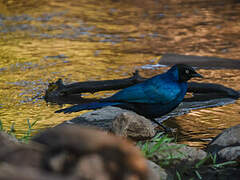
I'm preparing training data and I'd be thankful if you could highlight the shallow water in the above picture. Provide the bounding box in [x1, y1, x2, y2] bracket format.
[0, 0, 240, 147]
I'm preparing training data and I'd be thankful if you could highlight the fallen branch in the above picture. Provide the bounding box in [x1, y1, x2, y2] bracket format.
[44, 70, 239, 105]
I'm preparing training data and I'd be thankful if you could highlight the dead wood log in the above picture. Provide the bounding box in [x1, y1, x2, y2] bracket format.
[44, 70, 239, 105]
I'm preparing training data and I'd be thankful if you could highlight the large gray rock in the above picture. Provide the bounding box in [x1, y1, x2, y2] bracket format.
[59, 106, 130, 130]
[207, 124, 240, 161]
[207, 124, 240, 153]
[59, 106, 157, 140]
[112, 112, 156, 140]
[217, 146, 240, 162]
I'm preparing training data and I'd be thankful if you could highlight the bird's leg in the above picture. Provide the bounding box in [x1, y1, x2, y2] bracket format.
[151, 118, 172, 133]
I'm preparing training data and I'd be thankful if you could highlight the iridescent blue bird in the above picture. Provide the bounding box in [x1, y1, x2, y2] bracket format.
[55, 64, 203, 130]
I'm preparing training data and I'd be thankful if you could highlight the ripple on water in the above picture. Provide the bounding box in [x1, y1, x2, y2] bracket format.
[0, 0, 240, 147]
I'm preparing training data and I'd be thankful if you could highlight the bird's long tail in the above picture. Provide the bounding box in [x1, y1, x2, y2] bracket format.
[55, 101, 121, 114]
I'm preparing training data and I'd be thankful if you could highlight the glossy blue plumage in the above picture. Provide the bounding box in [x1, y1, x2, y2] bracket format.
[55, 64, 192, 118]
[106, 66, 187, 104]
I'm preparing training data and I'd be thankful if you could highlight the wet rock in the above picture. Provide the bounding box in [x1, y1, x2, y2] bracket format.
[150, 143, 207, 169]
[206, 124, 240, 161]
[217, 146, 240, 162]
[207, 124, 240, 152]
[59, 106, 130, 130]
[112, 112, 156, 140]
[147, 160, 174, 180]
[32, 125, 148, 180]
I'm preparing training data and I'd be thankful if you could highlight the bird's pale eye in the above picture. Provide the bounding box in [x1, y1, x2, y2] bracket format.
[185, 69, 189, 74]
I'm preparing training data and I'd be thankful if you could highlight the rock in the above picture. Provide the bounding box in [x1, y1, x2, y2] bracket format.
[0, 132, 67, 179]
[59, 107, 157, 140]
[182, 166, 240, 180]
[207, 124, 240, 153]
[0, 131, 22, 164]
[0, 164, 72, 180]
[59, 106, 130, 131]
[150, 143, 207, 169]
[32, 125, 148, 180]
[0, 131, 19, 146]
[0, 132, 45, 169]
[111, 112, 156, 140]
[75, 154, 111, 180]
[0, 143, 44, 168]
[206, 124, 240, 161]
[217, 146, 240, 162]
[146, 160, 174, 180]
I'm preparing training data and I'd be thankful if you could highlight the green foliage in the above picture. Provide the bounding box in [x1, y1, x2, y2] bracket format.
[139, 133, 239, 180]
[176, 170, 182, 180]
[138, 133, 173, 158]
[0, 120, 3, 131]
[195, 155, 210, 169]
[193, 153, 238, 179]
[194, 170, 202, 179]
[0, 120, 16, 136]
[19, 119, 38, 142]
[213, 161, 237, 168]
[138, 132, 186, 166]
[0, 119, 38, 143]
[195, 153, 238, 170]
[209, 153, 217, 165]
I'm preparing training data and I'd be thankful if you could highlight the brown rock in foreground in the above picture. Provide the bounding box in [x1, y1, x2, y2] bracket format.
[32, 125, 148, 180]
[0, 164, 70, 180]
[0, 131, 19, 147]
[0, 143, 44, 169]
[0, 132, 45, 169]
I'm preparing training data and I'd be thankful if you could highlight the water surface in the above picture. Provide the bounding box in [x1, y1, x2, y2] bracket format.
[0, 0, 240, 147]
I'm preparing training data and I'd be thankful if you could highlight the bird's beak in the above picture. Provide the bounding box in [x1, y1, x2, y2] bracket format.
[192, 72, 204, 78]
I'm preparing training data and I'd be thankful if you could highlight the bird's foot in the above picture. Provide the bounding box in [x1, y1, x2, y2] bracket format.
[151, 119, 173, 134]
[163, 126, 172, 133]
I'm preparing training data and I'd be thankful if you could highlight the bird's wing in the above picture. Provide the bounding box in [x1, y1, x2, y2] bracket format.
[106, 74, 183, 104]
[142, 76, 183, 104]
[107, 82, 153, 103]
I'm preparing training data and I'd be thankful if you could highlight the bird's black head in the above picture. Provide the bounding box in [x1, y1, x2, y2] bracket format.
[175, 64, 203, 82]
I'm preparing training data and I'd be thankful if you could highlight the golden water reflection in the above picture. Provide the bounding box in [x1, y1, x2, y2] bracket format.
[0, 0, 240, 147]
